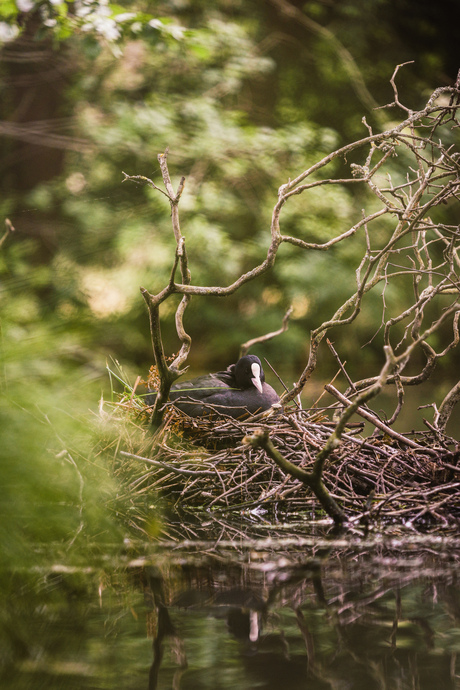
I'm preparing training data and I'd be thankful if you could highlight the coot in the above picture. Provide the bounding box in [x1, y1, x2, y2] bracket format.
[146, 355, 280, 419]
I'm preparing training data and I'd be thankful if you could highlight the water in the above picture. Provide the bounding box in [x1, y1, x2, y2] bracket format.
[3, 515, 460, 690]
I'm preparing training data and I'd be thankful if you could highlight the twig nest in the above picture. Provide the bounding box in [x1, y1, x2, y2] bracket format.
[243, 427, 270, 449]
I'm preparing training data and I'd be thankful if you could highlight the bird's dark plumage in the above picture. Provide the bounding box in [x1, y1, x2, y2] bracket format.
[146, 355, 280, 419]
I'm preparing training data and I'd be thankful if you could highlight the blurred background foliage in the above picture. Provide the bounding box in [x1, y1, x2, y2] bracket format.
[0, 0, 459, 567]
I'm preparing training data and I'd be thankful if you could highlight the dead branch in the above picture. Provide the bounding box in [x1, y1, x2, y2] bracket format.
[0, 218, 15, 248]
[239, 306, 293, 357]
[243, 426, 347, 526]
[116, 73, 460, 527]
[436, 380, 460, 433]
[119, 450, 227, 478]
[124, 149, 192, 427]
[325, 384, 437, 455]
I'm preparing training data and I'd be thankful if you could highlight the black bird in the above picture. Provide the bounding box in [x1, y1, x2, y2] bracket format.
[146, 355, 280, 419]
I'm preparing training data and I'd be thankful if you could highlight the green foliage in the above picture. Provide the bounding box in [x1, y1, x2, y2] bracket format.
[0, 227, 130, 580]
[15, 16, 357, 368]
[0, 331, 123, 566]
[0, 0, 188, 47]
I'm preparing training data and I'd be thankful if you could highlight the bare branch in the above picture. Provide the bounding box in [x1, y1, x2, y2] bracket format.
[326, 384, 437, 455]
[436, 380, 460, 433]
[128, 76, 460, 450]
[132, 151, 193, 427]
[0, 218, 15, 248]
[119, 450, 227, 477]
[239, 306, 293, 357]
[243, 427, 347, 526]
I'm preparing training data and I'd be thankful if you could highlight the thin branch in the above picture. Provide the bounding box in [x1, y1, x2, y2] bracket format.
[120, 451, 227, 477]
[325, 384, 437, 456]
[0, 218, 15, 248]
[129, 151, 193, 427]
[239, 306, 293, 357]
[244, 427, 347, 526]
[436, 380, 460, 433]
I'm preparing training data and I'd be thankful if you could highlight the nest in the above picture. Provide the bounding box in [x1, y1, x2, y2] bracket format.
[110, 402, 460, 530]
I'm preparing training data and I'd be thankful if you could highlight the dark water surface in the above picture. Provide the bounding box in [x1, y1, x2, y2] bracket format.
[3, 516, 460, 690]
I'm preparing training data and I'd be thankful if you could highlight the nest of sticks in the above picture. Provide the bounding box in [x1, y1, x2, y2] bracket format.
[110, 399, 460, 530]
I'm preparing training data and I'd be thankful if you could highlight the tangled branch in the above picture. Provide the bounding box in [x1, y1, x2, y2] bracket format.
[117, 70, 460, 526]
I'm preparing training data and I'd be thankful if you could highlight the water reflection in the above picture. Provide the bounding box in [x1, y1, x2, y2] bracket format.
[2, 520, 460, 690]
[140, 531, 460, 690]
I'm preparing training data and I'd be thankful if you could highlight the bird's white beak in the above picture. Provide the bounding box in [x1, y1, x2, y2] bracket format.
[251, 362, 263, 393]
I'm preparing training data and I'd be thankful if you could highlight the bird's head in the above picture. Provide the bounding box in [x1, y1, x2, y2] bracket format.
[234, 355, 265, 393]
